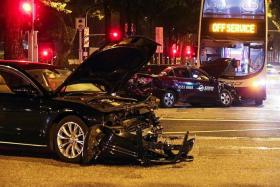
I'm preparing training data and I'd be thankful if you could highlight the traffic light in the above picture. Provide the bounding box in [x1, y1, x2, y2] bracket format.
[185, 45, 196, 58]
[108, 29, 121, 42]
[39, 47, 54, 63]
[172, 48, 177, 55]
[21, 1, 32, 15]
[20, 1, 33, 30]
[171, 43, 178, 57]
[42, 49, 49, 57]
[186, 45, 192, 56]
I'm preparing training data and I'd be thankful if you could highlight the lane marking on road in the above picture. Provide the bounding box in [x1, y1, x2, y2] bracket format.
[199, 146, 280, 151]
[161, 118, 280, 123]
[189, 136, 280, 141]
[163, 127, 280, 134]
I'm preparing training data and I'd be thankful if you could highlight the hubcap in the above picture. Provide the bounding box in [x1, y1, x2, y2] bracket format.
[220, 92, 231, 105]
[164, 92, 175, 107]
[57, 122, 85, 159]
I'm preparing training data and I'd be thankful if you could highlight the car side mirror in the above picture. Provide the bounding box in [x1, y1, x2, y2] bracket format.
[231, 59, 240, 68]
[209, 76, 216, 83]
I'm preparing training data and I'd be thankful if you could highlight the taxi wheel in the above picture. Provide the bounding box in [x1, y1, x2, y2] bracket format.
[161, 90, 176, 108]
[219, 89, 232, 107]
[53, 116, 88, 163]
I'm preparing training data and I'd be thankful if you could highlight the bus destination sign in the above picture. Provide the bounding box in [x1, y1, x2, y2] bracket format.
[210, 23, 256, 34]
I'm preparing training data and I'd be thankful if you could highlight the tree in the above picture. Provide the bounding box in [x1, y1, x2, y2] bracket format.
[3, 0, 26, 60]
[270, 0, 280, 26]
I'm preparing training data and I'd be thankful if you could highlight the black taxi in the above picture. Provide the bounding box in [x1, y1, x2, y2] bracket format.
[127, 65, 237, 107]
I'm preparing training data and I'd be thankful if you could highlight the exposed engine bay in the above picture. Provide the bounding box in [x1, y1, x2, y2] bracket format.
[82, 96, 195, 165]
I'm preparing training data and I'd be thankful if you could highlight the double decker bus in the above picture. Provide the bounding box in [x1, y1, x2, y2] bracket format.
[197, 0, 267, 105]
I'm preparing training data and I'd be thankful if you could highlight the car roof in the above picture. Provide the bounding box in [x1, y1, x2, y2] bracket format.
[0, 60, 60, 70]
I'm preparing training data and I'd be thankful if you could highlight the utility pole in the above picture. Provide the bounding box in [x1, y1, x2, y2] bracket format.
[104, 0, 111, 41]
[75, 18, 86, 63]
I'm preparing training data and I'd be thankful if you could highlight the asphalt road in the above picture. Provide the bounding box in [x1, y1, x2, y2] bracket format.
[161, 119, 280, 137]
[1, 74, 280, 186]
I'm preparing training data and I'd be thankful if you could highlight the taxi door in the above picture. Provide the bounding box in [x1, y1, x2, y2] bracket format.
[189, 69, 219, 103]
[172, 67, 197, 102]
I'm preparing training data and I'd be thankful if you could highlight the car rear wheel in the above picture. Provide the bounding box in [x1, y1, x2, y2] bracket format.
[53, 116, 88, 163]
[161, 90, 176, 108]
[219, 89, 232, 107]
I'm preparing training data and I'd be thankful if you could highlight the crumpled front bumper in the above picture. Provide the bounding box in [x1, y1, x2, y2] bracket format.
[82, 125, 195, 165]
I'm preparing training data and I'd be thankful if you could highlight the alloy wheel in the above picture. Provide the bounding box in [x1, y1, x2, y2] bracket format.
[57, 121, 85, 159]
[220, 91, 231, 106]
[163, 92, 175, 107]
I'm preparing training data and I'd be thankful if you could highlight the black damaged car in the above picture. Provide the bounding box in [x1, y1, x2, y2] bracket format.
[127, 65, 237, 107]
[0, 37, 194, 164]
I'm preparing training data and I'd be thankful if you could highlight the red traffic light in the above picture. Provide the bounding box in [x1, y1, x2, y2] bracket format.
[39, 47, 54, 63]
[186, 45, 192, 56]
[42, 50, 49, 57]
[109, 30, 121, 41]
[22, 2, 32, 14]
[171, 43, 178, 57]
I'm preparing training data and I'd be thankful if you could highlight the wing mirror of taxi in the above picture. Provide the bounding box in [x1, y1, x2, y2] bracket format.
[209, 76, 216, 82]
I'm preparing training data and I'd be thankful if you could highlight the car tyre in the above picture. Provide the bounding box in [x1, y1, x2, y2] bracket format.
[53, 115, 88, 163]
[219, 89, 232, 107]
[161, 90, 176, 108]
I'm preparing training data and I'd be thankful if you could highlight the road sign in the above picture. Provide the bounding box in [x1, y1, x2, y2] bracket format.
[75, 18, 85, 30]
[155, 27, 163, 53]
[83, 27, 89, 48]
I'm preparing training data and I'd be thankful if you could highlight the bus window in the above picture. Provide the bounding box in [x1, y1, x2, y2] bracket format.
[200, 41, 264, 76]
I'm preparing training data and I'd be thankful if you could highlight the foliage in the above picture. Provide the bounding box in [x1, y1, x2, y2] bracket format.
[42, 0, 72, 13]
[3, 0, 201, 65]
[270, 0, 280, 29]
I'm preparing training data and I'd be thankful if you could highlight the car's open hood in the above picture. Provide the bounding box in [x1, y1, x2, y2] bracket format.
[56, 36, 157, 94]
[200, 58, 232, 78]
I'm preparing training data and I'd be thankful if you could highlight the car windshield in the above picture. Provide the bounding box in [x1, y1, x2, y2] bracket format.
[62, 83, 105, 93]
[140, 65, 169, 75]
[27, 68, 105, 93]
[27, 68, 71, 91]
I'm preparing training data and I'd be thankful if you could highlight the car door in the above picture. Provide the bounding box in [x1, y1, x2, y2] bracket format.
[172, 67, 196, 102]
[190, 69, 219, 103]
[0, 67, 44, 144]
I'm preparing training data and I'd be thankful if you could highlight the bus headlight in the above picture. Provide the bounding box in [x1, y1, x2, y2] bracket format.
[252, 79, 266, 88]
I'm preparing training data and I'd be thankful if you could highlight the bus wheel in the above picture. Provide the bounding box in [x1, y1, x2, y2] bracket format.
[255, 99, 263, 106]
[161, 90, 176, 108]
[219, 89, 232, 107]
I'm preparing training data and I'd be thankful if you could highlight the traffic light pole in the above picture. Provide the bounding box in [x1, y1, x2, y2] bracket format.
[30, 0, 38, 62]
[79, 29, 83, 63]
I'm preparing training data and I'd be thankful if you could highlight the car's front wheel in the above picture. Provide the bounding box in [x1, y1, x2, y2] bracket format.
[53, 116, 88, 163]
[161, 90, 176, 108]
[219, 89, 233, 107]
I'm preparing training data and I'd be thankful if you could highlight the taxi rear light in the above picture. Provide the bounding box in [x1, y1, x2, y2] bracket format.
[138, 77, 153, 85]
